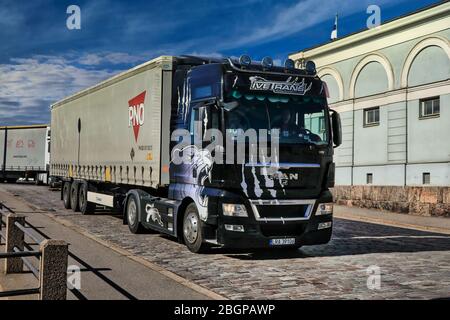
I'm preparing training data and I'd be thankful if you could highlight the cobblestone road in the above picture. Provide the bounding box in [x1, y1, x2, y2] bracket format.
[1, 184, 449, 300]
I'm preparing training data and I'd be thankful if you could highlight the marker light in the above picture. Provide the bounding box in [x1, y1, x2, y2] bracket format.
[261, 56, 274, 69]
[239, 55, 252, 67]
[284, 58, 295, 69]
[305, 60, 316, 74]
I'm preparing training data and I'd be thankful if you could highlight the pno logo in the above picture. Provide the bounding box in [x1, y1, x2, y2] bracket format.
[128, 91, 146, 142]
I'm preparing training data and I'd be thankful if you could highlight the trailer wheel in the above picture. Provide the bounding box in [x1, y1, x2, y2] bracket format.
[62, 182, 72, 209]
[78, 183, 95, 215]
[126, 194, 145, 234]
[70, 182, 80, 212]
[183, 203, 207, 253]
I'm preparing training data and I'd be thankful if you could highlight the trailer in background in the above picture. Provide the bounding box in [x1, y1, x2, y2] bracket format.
[0, 125, 51, 184]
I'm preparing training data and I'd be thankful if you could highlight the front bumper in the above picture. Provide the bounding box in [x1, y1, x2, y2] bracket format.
[218, 215, 333, 249]
[205, 190, 334, 249]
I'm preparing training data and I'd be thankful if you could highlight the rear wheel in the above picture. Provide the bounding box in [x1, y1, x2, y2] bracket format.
[78, 182, 95, 215]
[183, 203, 207, 253]
[126, 194, 145, 234]
[70, 182, 80, 212]
[62, 182, 72, 209]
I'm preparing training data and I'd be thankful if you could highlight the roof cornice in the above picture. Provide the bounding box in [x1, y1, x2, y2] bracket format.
[290, 2, 450, 60]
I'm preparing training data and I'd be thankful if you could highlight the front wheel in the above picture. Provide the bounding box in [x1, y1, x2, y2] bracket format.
[183, 203, 207, 253]
[126, 194, 145, 234]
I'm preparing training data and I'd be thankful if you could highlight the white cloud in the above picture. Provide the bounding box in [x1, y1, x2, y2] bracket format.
[0, 55, 121, 125]
[77, 52, 151, 66]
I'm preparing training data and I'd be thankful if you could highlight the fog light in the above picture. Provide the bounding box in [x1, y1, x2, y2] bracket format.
[261, 56, 274, 69]
[305, 60, 316, 74]
[284, 58, 295, 69]
[225, 224, 245, 232]
[318, 222, 332, 230]
[222, 203, 248, 217]
[239, 55, 252, 67]
[316, 203, 333, 215]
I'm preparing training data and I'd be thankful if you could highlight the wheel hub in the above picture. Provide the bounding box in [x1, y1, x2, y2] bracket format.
[127, 200, 137, 226]
[183, 212, 199, 244]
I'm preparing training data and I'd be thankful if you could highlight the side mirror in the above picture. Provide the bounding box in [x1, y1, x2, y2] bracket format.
[331, 110, 342, 148]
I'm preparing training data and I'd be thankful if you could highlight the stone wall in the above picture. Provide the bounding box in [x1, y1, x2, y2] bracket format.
[331, 186, 450, 217]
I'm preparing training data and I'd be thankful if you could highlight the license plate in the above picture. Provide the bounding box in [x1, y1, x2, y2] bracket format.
[269, 238, 296, 246]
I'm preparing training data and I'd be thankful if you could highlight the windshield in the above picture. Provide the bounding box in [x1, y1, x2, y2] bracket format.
[225, 90, 329, 145]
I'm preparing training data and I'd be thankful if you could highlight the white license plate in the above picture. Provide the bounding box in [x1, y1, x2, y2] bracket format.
[269, 238, 296, 246]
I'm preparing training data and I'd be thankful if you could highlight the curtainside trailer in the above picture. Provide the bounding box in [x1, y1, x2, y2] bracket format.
[51, 55, 342, 252]
[1, 125, 50, 184]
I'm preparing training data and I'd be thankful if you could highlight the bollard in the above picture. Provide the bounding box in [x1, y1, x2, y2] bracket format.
[39, 239, 68, 300]
[5, 214, 25, 274]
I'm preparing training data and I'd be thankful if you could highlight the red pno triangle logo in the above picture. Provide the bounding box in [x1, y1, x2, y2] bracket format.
[128, 91, 146, 142]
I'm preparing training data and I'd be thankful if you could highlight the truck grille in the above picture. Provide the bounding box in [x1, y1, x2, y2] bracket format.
[257, 205, 309, 219]
[249, 200, 315, 221]
[260, 224, 307, 237]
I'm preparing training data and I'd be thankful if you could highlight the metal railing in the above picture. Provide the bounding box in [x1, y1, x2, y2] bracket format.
[0, 202, 68, 300]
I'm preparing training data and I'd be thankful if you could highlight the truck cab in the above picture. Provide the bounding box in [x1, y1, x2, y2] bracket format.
[167, 56, 342, 252]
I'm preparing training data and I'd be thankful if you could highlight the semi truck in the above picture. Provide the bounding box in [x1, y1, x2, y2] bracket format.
[50, 55, 342, 253]
[1, 125, 51, 184]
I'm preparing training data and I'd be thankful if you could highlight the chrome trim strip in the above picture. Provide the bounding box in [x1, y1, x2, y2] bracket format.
[244, 163, 321, 168]
[249, 199, 316, 222]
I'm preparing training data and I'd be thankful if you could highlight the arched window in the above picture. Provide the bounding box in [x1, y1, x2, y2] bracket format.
[318, 67, 344, 103]
[408, 46, 449, 87]
[401, 37, 450, 87]
[355, 62, 389, 98]
[350, 54, 394, 99]
[321, 74, 340, 103]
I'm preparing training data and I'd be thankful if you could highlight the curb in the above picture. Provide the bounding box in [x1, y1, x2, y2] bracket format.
[335, 212, 450, 235]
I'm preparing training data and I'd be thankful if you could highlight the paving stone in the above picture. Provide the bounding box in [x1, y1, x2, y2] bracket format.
[2, 184, 450, 300]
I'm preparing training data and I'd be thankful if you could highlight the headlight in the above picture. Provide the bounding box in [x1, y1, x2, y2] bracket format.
[316, 203, 333, 215]
[222, 203, 248, 217]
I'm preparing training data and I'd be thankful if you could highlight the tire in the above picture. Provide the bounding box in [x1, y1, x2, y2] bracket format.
[70, 182, 80, 212]
[126, 193, 145, 234]
[62, 182, 72, 209]
[78, 182, 95, 215]
[182, 203, 207, 253]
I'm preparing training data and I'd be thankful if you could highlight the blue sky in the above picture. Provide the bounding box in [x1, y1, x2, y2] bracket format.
[0, 0, 441, 125]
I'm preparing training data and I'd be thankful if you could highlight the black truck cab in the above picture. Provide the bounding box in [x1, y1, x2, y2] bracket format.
[165, 56, 342, 252]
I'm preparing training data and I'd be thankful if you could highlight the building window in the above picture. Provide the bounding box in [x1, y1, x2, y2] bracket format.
[366, 173, 373, 184]
[420, 97, 440, 118]
[364, 107, 380, 127]
[423, 172, 431, 185]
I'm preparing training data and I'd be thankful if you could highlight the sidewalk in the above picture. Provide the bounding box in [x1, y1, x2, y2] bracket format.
[334, 205, 450, 235]
[0, 245, 38, 300]
[0, 190, 213, 300]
